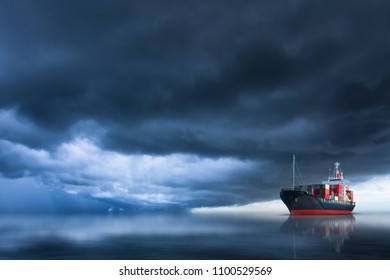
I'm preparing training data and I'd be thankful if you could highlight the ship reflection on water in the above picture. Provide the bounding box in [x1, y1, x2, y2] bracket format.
[281, 215, 355, 255]
[2, 212, 390, 259]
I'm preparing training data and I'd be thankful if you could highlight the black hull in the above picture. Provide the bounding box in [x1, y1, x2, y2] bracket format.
[280, 190, 355, 215]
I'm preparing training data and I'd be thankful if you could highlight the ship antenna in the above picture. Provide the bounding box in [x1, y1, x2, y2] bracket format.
[292, 154, 295, 188]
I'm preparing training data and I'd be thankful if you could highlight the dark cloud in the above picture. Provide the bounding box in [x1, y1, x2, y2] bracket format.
[1, 0, 390, 211]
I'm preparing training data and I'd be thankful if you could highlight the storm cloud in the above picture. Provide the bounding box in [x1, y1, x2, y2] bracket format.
[1, 0, 390, 212]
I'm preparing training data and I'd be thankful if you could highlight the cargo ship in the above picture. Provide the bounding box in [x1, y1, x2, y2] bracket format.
[280, 156, 356, 215]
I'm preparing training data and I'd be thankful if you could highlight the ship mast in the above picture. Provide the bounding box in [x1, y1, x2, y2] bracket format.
[292, 154, 295, 187]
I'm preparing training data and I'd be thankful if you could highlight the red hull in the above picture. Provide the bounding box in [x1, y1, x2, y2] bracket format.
[290, 210, 352, 215]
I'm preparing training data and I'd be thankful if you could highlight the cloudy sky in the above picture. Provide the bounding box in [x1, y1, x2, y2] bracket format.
[1, 0, 390, 213]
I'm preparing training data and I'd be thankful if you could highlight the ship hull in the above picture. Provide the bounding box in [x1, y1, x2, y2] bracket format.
[280, 190, 355, 215]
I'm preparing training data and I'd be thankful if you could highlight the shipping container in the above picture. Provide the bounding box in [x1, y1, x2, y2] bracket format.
[325, 189, 329, 195]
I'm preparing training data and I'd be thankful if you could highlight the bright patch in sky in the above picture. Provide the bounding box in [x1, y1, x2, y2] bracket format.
[191, 199, 286, 214]
[353, 176, 390, 212]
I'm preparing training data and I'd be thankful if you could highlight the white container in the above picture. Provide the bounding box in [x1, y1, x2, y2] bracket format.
[335, 196, 339, 201]
[325, 184, 329, 189]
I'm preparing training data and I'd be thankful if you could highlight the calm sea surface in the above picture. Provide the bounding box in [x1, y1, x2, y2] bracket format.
[0, 212, 389, 259]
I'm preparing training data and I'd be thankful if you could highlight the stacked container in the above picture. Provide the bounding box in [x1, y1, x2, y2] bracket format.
[324, 184, 330, 200]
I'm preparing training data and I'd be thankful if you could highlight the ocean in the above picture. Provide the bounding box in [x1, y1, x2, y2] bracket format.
[0, 211, 389, 259]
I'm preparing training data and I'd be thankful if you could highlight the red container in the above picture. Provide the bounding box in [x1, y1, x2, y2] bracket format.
[324, 194, 330, 200]
[325, 189, 329, 195]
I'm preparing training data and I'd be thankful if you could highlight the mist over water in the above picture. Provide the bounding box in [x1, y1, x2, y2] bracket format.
[0, 212, 389, 259]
